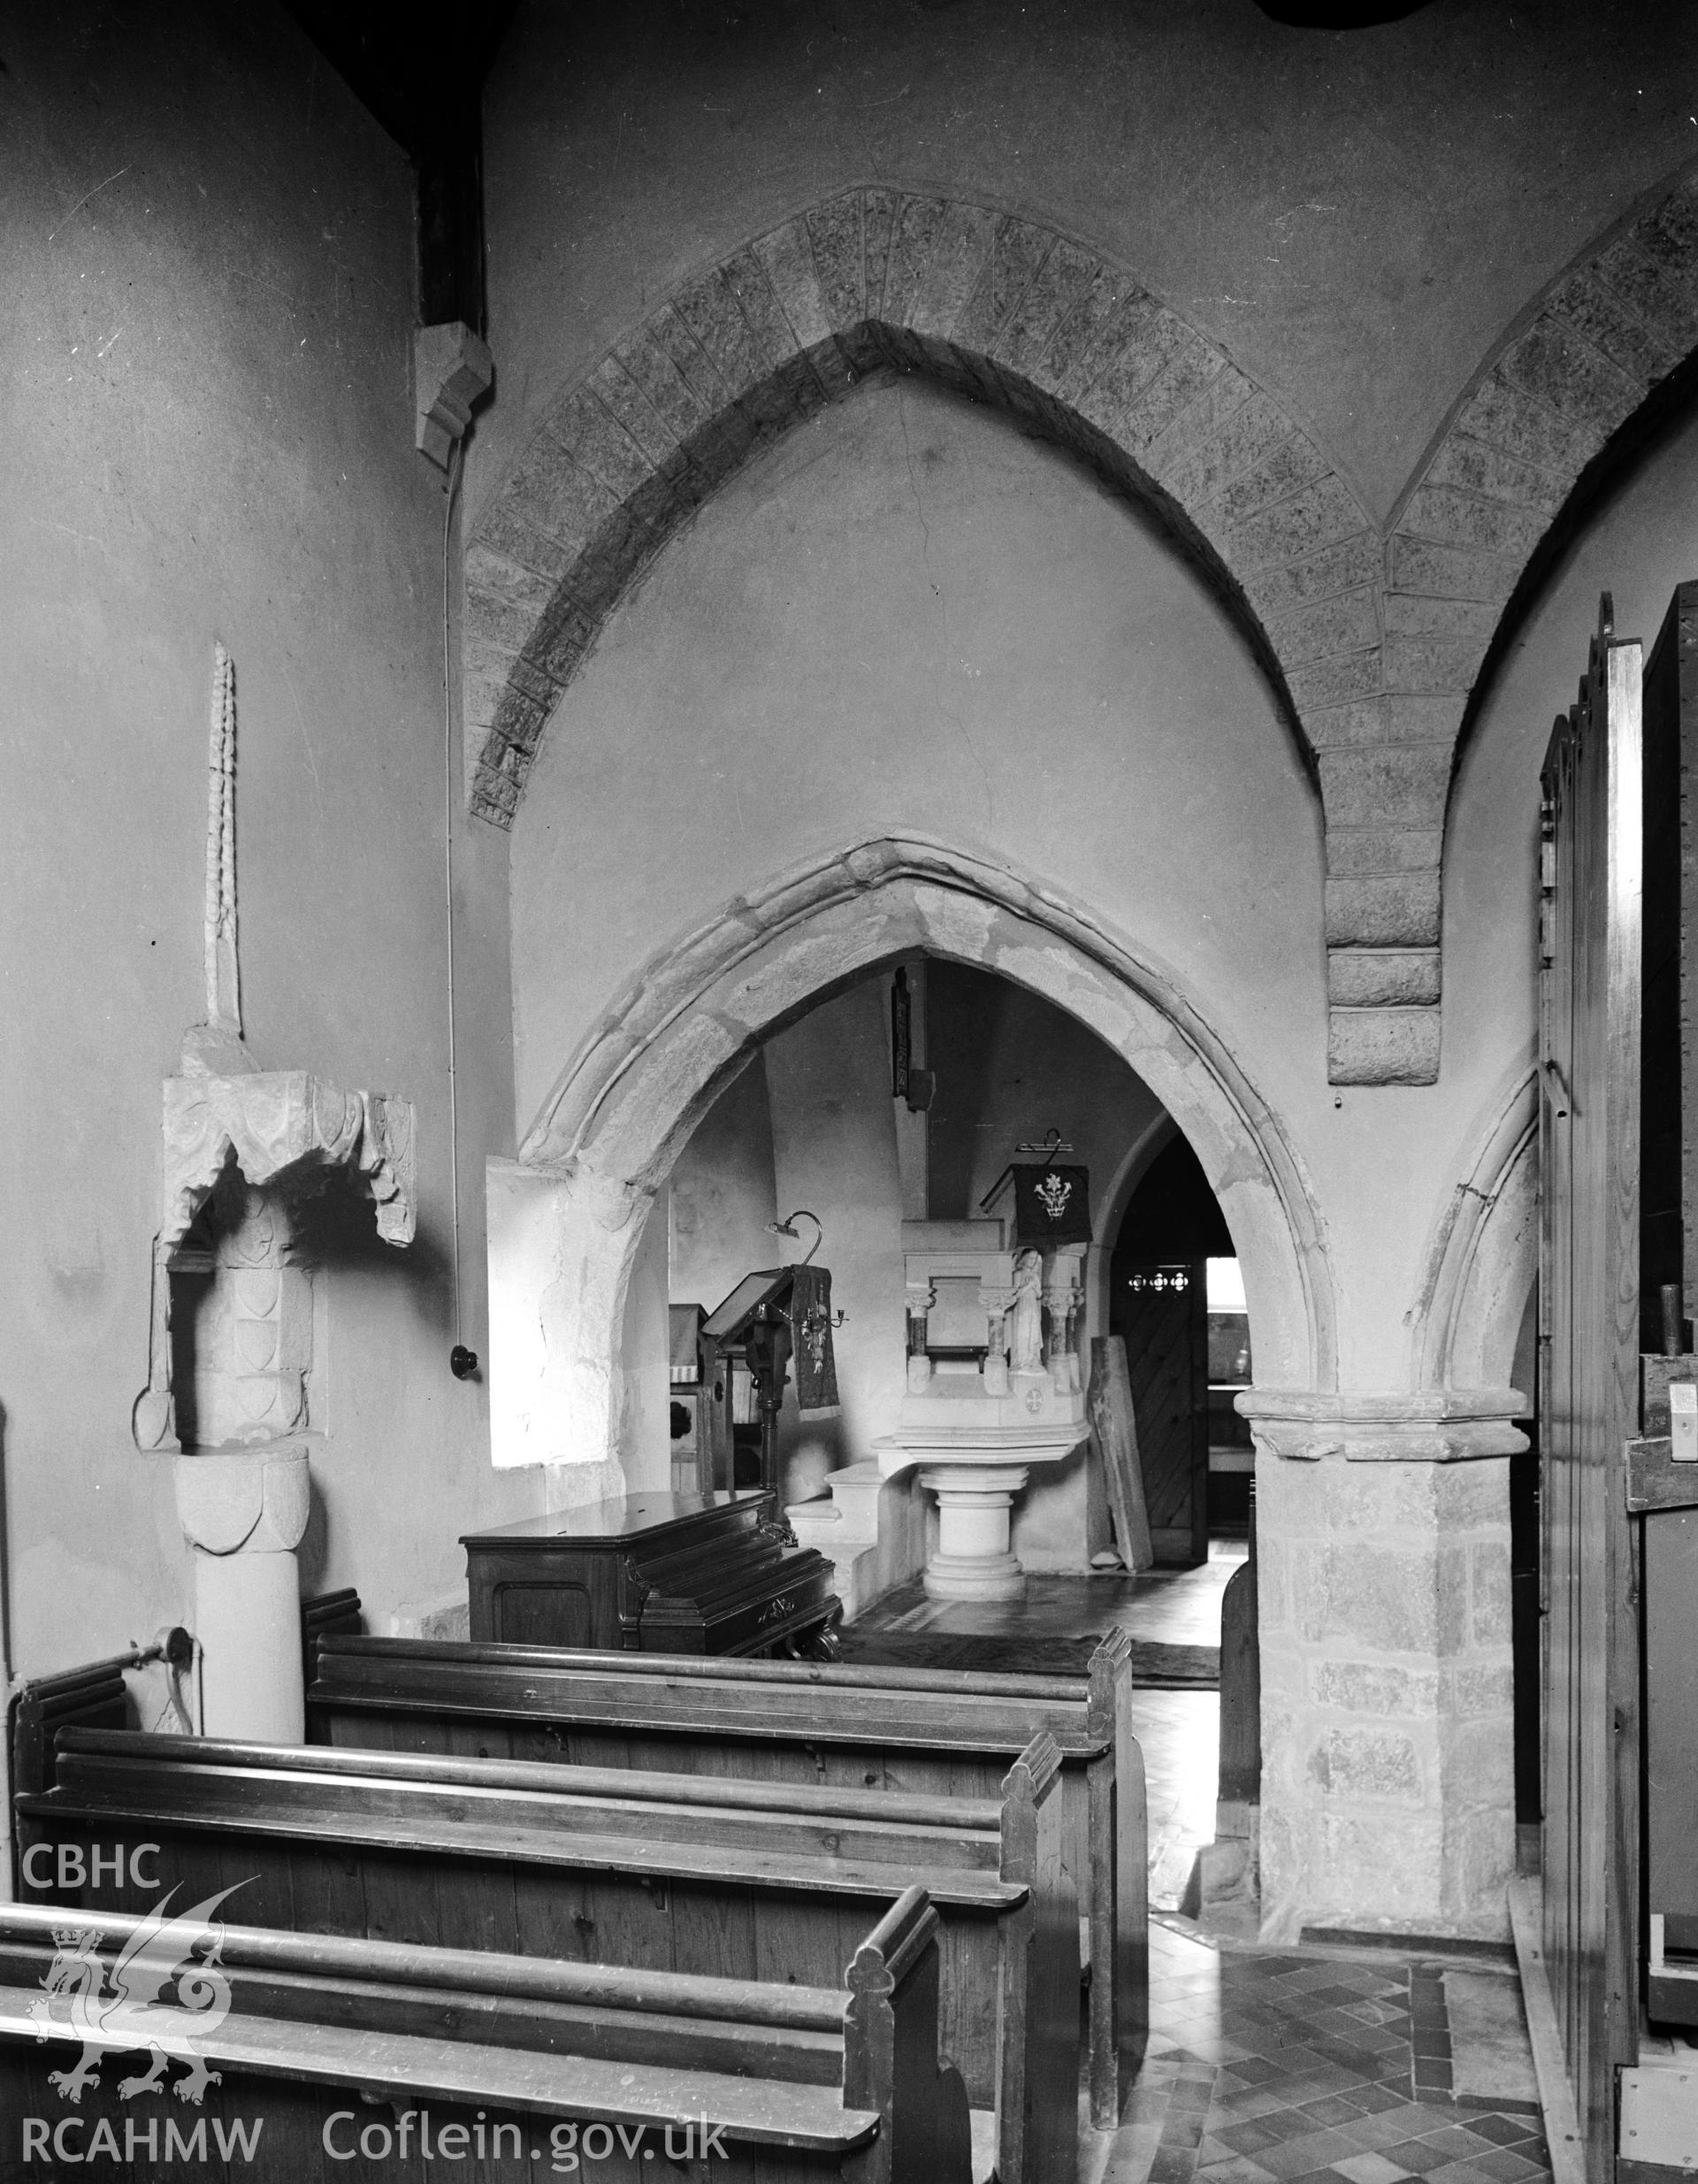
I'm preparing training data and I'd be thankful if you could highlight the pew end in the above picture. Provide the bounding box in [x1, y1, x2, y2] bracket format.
[846, 1886, 975, 2184]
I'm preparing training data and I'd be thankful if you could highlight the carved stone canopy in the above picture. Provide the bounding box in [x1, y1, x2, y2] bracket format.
[133, 1069, 417, 1454]
[161, 1069, 416, 1256]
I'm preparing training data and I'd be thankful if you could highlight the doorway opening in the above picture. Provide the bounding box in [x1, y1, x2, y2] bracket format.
[1109, 1130, 1257, 1561]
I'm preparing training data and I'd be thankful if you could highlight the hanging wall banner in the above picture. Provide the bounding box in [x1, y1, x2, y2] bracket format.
[789, 1263, 841, 1417]
[985, 1163, 1093, 1247]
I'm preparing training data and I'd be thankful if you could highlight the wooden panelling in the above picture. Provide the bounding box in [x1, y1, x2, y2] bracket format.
[1539, 596, 1644, 2179]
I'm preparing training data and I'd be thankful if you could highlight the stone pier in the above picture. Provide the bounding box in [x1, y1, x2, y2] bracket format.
[1239, 1390, 1525, 1944]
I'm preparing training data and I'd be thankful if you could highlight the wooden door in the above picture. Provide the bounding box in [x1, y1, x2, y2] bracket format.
[1539, 595, 1643, 2178]
[1117, 1262, 1208, 1567]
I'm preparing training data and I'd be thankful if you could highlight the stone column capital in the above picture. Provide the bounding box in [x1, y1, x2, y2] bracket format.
[1235, 1386, 1527, 1463]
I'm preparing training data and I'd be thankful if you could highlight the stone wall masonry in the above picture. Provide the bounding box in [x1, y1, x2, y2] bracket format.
[1241, 1393, 1524, 1943]
[468, 170, 1698, 1085]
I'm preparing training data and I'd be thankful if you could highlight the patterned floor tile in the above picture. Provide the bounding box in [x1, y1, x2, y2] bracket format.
[1254, 2128, 1373, 2178]
[1103, 1927, 1549, 2184]
[1463, 2150, 1544, 2182]
[1331, 2154, 1415, 2184]
[1338, 2085, 1418, 2119]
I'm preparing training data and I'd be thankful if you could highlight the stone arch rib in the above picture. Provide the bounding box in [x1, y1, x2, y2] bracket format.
[1363, 164, 1698, 1061]
[471, 172, 1698, 1091]
[490, 833, 1337, 1472]
[465, 190, 1380, 832]
[465, 187, 1396, 1041]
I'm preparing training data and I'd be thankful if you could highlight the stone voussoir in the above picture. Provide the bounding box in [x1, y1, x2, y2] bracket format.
[1325, 826, 1444, 875]
[1287, 647, 1382, 710]
[1547, 263, 1686, 384]
[1381, 591, 1501, 640]
[1451, 367, 1607, 479]
[1239, 531, 1383, 628]
[1423, 431, 1568, 513]
[1327, 948, 1442, 1008]
[1327, 1003, 1442, 1085]
[1593, 232, 1698, 353]
[1211, 430, 1335, 530]
[952, 215, 1054, 353]
[1382, 632, 1486, 694]
[1268, 584, 1381, 668]
[1142, 358, 1261, 481]
[1318, 864, 1431, 943]
[1225, 470, 1368, 575]
[1398, 481, 1548, 561]
[1386, 531, 1522, 607]
[1495, 312, 1644, 433]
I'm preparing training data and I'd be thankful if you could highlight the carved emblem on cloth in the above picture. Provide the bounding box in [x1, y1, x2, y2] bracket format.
[1036, 1171, 1072, 1221]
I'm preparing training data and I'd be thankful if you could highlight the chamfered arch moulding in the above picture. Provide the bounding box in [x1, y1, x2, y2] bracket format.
[1404, 1061, 1538, 1398]
[486, 835, 1338, 1474]
[464, 168, 1698, 1087]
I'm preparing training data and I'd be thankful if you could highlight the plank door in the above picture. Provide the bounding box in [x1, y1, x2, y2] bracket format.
[1117, 1262, 1208, 1567]
[1539, 594, 1643, 2180]
[1642, 581, 1698, 2017]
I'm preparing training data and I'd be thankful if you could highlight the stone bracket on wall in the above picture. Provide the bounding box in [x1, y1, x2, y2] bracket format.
[132, 1069, 417, 1455]
[1236, 1387, 1527, 1463]
[417, 322, 493, 470]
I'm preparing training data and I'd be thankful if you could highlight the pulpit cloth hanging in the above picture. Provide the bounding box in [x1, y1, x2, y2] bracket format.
[788, 1264, 841, 1418]
[995, 1164, 1093, 1247]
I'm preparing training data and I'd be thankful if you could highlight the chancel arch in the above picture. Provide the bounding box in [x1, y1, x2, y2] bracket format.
[486, 835, 1336, 1480]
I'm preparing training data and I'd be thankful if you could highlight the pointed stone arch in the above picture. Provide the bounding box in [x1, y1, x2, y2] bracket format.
[1373, 164, 1698, 1027]
[486, 834, 1336, 1474]
[467, 168, 1698, 1089]
[464, 185, 1397, 1060]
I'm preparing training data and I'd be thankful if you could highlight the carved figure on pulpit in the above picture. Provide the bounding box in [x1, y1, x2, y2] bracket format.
[1009, 1249, 1044, 1375]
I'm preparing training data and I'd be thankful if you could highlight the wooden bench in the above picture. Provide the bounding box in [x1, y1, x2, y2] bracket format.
[306, 1623, 1145, 2123]
[0, 1885, 971, 2184]
[19, 1727, 1075, 2184]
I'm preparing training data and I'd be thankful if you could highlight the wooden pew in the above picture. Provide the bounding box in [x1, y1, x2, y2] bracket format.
[305, 1624, 1145, 2125]
[19, 1727, 1075, 2184]
[0, 1885, 972, 2184]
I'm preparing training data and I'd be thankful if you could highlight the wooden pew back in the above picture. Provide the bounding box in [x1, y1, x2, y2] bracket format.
[19, 1726, 1072, 2184]
[0, 1886, 972, 2184]
[308, 1625, 1145, 2124]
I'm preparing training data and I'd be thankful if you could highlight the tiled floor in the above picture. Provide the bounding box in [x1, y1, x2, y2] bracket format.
[845, 1537, 1553, 2184]
[1100, 1924, 1549, 2184]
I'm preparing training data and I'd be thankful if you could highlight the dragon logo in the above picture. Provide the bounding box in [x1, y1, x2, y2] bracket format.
[29, 1883, 245, 2107]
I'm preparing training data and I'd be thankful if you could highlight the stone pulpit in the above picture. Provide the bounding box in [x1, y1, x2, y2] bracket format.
[875, 1180, 1089, 1599]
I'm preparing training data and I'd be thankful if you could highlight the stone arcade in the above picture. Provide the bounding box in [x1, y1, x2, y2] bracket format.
[4, 4, 1698, 2173]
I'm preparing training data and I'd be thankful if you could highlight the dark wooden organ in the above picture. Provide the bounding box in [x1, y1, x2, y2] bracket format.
[462, 1488, 842, 1658]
